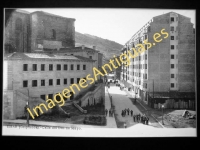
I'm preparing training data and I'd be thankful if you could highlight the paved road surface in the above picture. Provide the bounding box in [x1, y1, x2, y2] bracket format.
[107, 83, 163, 128]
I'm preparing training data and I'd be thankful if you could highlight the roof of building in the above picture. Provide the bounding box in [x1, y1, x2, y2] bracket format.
[59, 46, 100, 53]
[4, 52, 95, 62]
[15, 9, 30, 14]
[31, 11, 75, 21]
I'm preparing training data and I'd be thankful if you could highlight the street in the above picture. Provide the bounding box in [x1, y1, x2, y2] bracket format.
[107, 83, 163, 128]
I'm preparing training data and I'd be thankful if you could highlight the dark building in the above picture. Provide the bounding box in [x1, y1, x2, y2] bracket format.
[4, 9, 75, 53]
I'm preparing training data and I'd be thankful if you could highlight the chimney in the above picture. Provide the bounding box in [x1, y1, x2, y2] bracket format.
[93, 46, 96, 50]
[82, 45, 85, 50]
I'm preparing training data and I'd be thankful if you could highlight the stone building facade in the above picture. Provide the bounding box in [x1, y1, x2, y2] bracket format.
[4, 9, 75, 53]
[120, 12, 195, 107]
[3, 52, 98, 119]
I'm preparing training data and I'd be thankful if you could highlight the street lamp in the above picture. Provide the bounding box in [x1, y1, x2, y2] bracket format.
[27, 89, 30, 126]
[162, 104, 164, 125]
[135, 88, 138, 104]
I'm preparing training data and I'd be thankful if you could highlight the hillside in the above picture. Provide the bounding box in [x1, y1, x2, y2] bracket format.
[75, 32, 123, 60]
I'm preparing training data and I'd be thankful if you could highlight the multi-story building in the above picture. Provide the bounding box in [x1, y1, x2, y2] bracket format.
[3, 52, 101, 118]
[3, 9, 105, 119]
[121, 12, 195, 108]
[4, 9, 75, 53]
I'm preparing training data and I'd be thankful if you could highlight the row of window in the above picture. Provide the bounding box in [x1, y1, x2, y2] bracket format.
[23, 64, 87, 71]
[23, 78, 83, 87]
[40, 93, 74, 101]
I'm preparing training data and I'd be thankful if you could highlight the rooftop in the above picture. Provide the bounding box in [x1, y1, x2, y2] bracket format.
[4, 52, 95, 62]
[31, 11, 75, 21]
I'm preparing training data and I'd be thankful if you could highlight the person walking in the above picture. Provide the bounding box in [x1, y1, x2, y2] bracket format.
[121, 110, 124, 117]
[105, 109, 108, 116]
[108, 109, 111, 117]
[124, 122, 127, 128]
[146, 117, 149, 125]
[131, 110, 133, 117]
[133, 115, 135, 122]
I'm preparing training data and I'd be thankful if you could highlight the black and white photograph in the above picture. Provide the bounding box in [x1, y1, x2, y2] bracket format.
[2, 8, 196, 137]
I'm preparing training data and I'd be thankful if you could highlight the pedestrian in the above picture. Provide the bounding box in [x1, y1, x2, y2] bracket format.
[146, 117, 149, 125]
[105, 109, 108, 116]
[131, 110, 133, 116]
[133, 115, 135, 122]
[138, 114, 140, 122]
[124, 122, 127, 128]
[144, 116, 146, 125]
[121, 111, 124, 117]
[109, 109, 111, 117]
[127, 110, 129, 115]
[141, 116, 144, 124]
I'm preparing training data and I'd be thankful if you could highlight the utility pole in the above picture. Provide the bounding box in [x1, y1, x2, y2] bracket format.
[27, 88, 29, 126]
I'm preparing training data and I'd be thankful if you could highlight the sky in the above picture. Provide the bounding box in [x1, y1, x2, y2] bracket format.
[21, 8, 195, 45]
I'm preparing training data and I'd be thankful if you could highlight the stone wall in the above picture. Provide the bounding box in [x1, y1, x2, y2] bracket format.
[30, 12, 75, 51]
[4, 10, 30, 53]
[80, 83, 105, 107]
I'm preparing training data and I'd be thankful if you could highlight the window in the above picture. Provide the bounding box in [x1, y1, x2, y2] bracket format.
[32, 80, 37, 87]
[40, 95, 45, 101]
[70, 92, 74, 100]
[49, 64, 53, 71]
[77, 64, 80, 70]
[145, 74, 147, 79]
[57, 64, 61, 70]
[171, 45, 174, 50]
[49, 79, 53, 86]
[145, 34, 148, 40]
[171, 74, 174, 78]
[83, 65, 86, 70]
[48, 94, 53, 99]
[41, 64, 45, 71]
[77, 78, 80, 84]
[23, 80, 28, 87]
[145, 45, 148, 50]
[171, 64, 174, 68]
[41, 80, 45, 86]
[171, 17, 174, 22]
[89, 56, 92, 59]
[64, 64, 68, 70]
[145, 54, 147, 60]
[148, 26, 151, 32]
[70, 78, 74, 84]
[171, 36, 174, 40]
[52, 29, 56, 39]
[71, 64, 74, 70]
[145, 64, 147, 69]
[23, 64, 28, 71]
[171, 83, 174, 88]
[64, 78, 67, 85]
[33, 64, 37, 71]
[57, 79, 60, 85]
[171, 26, 174, 31]
[171, 55, 174, 59]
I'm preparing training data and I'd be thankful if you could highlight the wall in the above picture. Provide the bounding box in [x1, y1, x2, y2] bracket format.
[177, 14, 195, 92]
[148, 13, 170, 92]
[4, 10, 30, 53]
[80, 83, 105, 107]
[30, 12, 75, 51]
[4, 57, 94, 103]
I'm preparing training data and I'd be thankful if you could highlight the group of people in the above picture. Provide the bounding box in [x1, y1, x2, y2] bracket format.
[133, 113, 149, 125]
[121, 108, 133, 117]
[121, 108, 150, 125]
[105, 108, 114, 117]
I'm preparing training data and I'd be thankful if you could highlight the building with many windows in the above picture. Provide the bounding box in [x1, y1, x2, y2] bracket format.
[120, 12, 195, 108]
